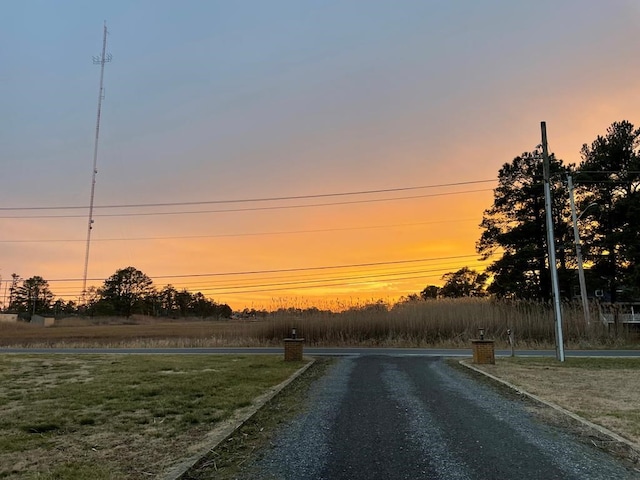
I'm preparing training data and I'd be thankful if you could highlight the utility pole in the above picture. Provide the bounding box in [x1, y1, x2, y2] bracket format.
[541, 121, 565, 362]
[567, 175, 591, 326]
[32, 285, 38, 317]
[82, 22, 111, 301]
[3, 281, 7, 312]
[2, 280, 7, 313]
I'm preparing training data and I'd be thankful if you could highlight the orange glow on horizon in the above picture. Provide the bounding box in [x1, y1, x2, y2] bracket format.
[9, 188, 496, 311]
[4, 101, 638, 312]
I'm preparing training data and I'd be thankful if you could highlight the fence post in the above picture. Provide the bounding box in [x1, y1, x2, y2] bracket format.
[508, 328, 515, 357]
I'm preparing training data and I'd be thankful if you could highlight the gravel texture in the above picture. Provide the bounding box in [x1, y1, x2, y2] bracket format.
[239, 356, 638, 480]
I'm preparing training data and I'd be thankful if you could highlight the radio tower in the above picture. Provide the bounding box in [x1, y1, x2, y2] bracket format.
[82, 22, 112, 300]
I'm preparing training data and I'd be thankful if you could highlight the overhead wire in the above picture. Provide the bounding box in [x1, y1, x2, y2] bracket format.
[48, 260, 499, 302]
[574, 170, 640, 174]
[0, 188, 493, 219]
[195, 273, 457, 296]
[165, 263, 496, 294]
[47, 256, 496, 294]
[2, 171, 635, 214]
[49, 264, 496, 299]
[4, 176, 500, 301]
[160, 260, 493, 289]
[44, 254, 488, 283]
[0, 179, 496, 211]
[50, 268, 489, 299]
[12, 169, 639, 300]
[0, 218, 479, 243]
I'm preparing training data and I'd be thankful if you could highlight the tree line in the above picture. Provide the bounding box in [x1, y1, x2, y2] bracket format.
[2, 266, 232, 319]
[418, 120, 640, 302]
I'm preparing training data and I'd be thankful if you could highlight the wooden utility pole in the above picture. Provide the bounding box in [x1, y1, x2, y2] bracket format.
[567, 175, 592, 326]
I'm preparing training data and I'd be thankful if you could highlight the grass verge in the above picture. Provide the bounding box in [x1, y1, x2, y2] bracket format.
[0, 354, 308, 479]
[181, 357, 335, 480]
[461, 357, 640, 466]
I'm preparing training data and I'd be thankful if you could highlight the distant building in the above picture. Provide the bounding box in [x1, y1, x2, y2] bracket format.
[599, 302, 640, 334]
[31, 315, 55, 327]
[0, 313, 18, 323]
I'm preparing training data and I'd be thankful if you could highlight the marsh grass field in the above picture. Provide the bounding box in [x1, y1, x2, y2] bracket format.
[1, 298, 638, 349]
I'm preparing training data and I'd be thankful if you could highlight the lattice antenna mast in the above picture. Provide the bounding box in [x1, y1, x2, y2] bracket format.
[82, 22, 111, 299]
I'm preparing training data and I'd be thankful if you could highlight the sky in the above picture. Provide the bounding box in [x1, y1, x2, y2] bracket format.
[2, 0, 639, 311]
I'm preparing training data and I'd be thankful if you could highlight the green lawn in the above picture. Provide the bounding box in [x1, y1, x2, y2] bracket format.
[0, 354, 307, 479]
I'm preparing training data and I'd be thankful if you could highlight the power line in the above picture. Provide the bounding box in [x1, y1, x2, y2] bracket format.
[49, 262, 496, 299]
[0, 218, 479, 243]
[162, 259, 493, 288]
[575, 170, 640, 174]
[47, 257, 496, 293]
[0, 188, 493, 219]
[0, 179, 496, 211]
[165, 264, 494, 293]
[44, 254, 486, 283]
[198, 273, 451, 296]
[44, 252, 500, 301]
[51, 268, 482, 299]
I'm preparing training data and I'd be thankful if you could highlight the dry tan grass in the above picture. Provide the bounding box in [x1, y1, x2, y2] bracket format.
[257, 298, 639, 348]
[2, 298, 638, 348]
[0, 320, 264, 347]
[474, 358, 640, 447]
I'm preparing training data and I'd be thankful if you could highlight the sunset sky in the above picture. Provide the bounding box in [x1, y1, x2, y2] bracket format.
[2, 1, 639, 310]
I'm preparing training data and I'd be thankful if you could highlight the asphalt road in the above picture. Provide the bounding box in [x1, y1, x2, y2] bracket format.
[2, 346, 640, 357]
[239, 356, 637, 480]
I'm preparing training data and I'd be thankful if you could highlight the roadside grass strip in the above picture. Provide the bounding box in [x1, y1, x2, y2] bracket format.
[0, 354, 308, 479]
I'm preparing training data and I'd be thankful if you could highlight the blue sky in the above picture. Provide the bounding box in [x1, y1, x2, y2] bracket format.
[2, 1, 639, 308]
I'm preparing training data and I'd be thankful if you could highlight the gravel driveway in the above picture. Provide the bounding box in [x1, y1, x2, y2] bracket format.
[239, 356, 637, 480]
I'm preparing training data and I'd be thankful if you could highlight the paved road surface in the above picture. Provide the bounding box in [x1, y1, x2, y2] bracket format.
[239, 356, 637, 480]
[2, 346, 640, 357]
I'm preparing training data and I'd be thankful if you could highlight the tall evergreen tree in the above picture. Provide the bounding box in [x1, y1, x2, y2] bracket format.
[477, 151, 572, 299]
[576, 120, 640, 301]
[439, 267, 488, 298]
[98, 266, 155, 317]
[10, 276, 54, 315]
[7, 273, 21, 311]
